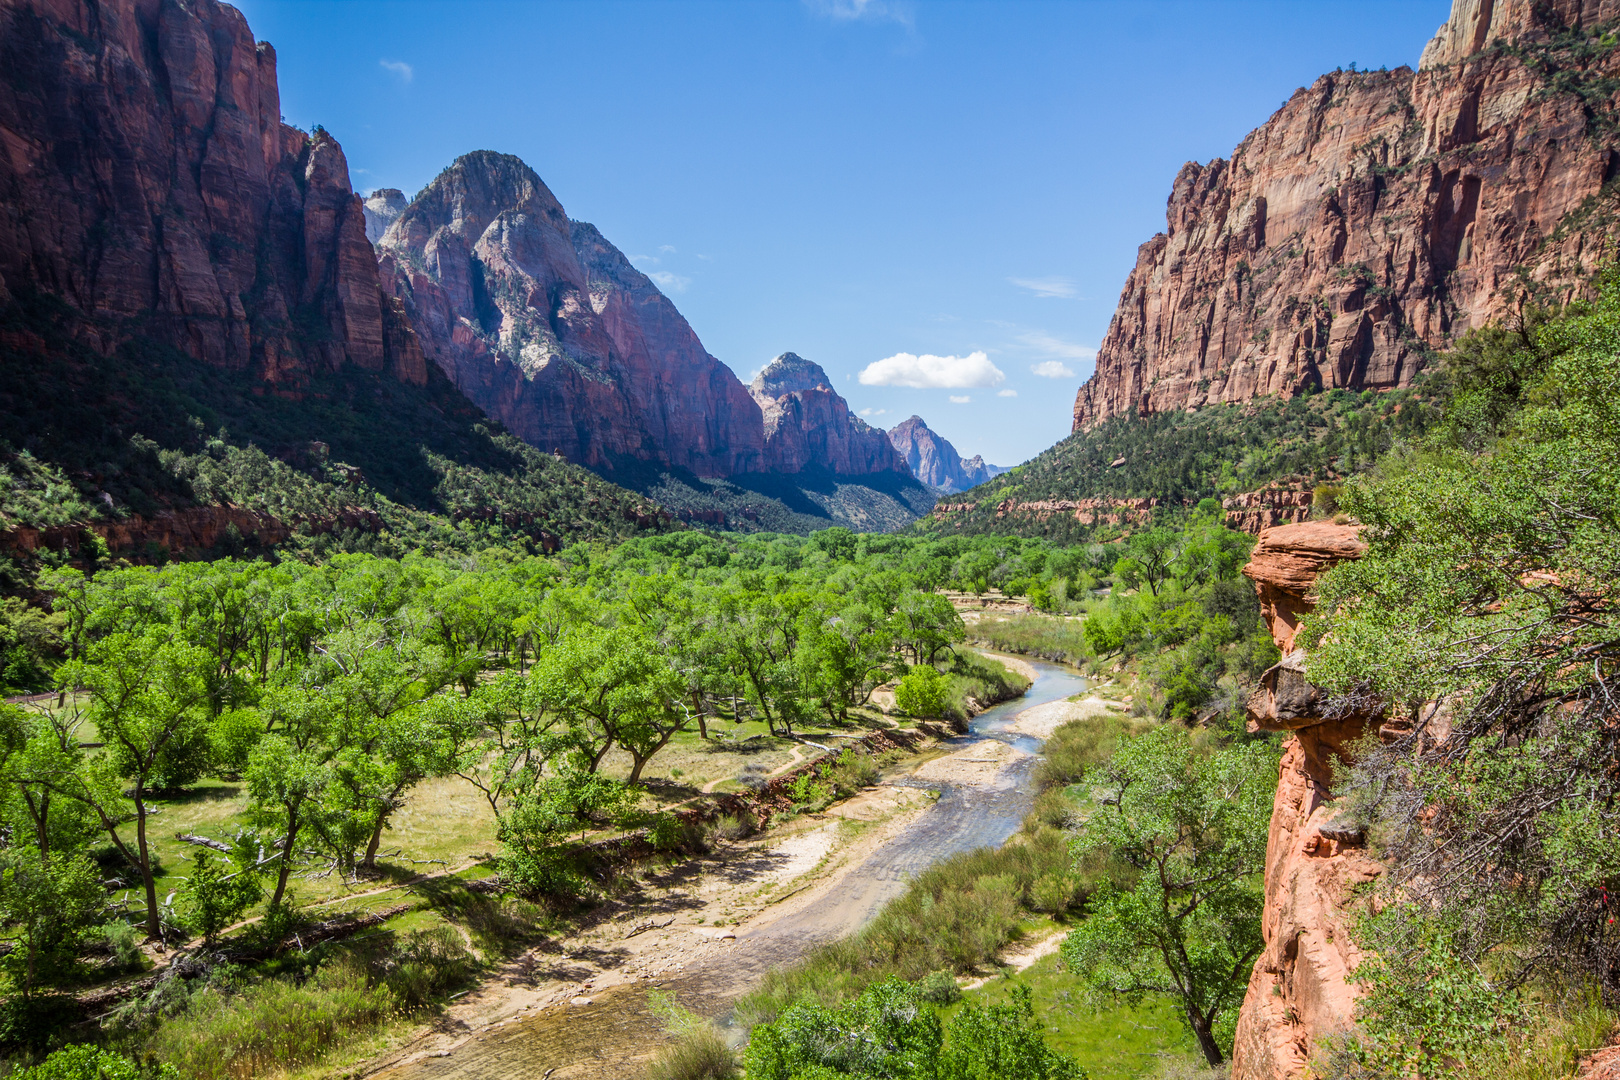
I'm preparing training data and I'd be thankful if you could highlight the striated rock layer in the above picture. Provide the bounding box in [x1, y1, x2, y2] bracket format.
[0, 0, 425, 387]
[376, 152, 765, 477]
[749, 353, 909, 476]
[1073, 0, 1620, 431]
[1232, 522, 1381, 1080]
[886, 415, 1005, 492]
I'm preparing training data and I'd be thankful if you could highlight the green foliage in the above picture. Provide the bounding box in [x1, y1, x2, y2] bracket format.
[1060, 729, 1276, 1065]
[1032, 714, 1154, 792]
[1303, 270, 1620, 1014]
[894, 665, 949, 718]
[745, 978, 1086, 1080]
[9, 1045, 179, 1080]
[922, 387, 1437, 541]
[180, 850, 263, 945]
[0, 849, 105, 995]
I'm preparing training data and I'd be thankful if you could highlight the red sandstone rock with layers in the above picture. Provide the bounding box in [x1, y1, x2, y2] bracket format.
[1231, 521, 1380, 1080]
[376, 152, 765, 477]
[0, 0, 424, 387]
[749, 353, 909, 476]
[1073, 0, 1620, 432]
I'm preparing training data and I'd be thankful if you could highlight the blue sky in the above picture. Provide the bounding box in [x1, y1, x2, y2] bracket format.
[236, 0, 1449, 468]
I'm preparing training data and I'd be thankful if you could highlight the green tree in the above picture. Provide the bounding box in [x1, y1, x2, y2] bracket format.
[1060, 728, 1274, 1065]
[180, 848, 263, 944]
[0, 849, 105, 994]
[894, 665, 949, 719]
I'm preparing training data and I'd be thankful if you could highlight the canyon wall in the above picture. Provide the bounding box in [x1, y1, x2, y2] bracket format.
[0, 0, 425, 387]
[1232, 522, 1382, 1080]
[375, 152, 765, 477]
[1073, 0, 1620, 430]
[749, 353, 910, 476]
[887, 414, 1005, 492]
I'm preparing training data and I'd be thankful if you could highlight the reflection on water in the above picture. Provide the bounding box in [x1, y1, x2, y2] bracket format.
[378, 660, 1085, 1080]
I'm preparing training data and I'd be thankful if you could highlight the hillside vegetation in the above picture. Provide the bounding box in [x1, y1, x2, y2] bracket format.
[923, 386, 1439, 540]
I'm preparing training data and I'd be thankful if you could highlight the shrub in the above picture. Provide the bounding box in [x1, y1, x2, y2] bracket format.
[787, 773, 832, 810]
[917, 969, 962, 1005]
[711, 813, 756, 841]
[1029, 873, 1082, 915]
[645, 1029, 736, 1080]
[1034, 714, 1154, 791]
[10, 1045, 179, 1080]
[894, 665, 949, 718]
[825, 750, 880, 794]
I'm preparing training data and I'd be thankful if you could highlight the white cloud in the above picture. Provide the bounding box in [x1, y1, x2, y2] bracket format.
[629, 254, 659, 266]
[1031, 360, 1076, 378]
[949, 395, 971, 404]
[647, 270, 691, 293]
[658, 244, 677, 254]
[858, 350, 1004, 389]
[1017, 332, 1095, 361]
[859, 407, 887, 417]
[804, 0, 914, 27]
[1009, 276, 1076, 299]
[997, 389, 1018, 397]
[379, 59, 413, 83]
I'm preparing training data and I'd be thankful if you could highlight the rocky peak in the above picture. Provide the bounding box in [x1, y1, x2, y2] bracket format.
[751, 352, 834, 400]
[375, 151, 764, 477]
[1420, 0, 1620, 69]
[363, 188, 407, 244]
[886, 415, 1005, 492]
[1073, 0, 1620, 431]
[744, 353, 908, 476]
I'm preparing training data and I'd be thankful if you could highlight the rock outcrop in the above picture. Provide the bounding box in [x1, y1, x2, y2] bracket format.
[749, 353, 909, 476]
[376, 152, 765, 476]
[363, 188, 407, 244]
[0, 0, 425, 387]
[886, 415, 1006, 492]
[1232, 522, 1381, 1080]
[1073, 0, 1620, 431]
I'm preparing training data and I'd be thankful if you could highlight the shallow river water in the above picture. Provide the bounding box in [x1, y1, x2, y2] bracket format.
[378, 660, 1086, 1080]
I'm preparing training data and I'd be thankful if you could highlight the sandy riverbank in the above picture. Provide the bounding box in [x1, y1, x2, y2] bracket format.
[1002, 695, 1125, 739]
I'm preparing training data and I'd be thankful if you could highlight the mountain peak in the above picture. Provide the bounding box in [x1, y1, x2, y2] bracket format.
[751, 352, 833, 398]
[887, 416, 1005, 493]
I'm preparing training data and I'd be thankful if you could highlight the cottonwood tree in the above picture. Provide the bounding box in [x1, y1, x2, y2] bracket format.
[1061, 728, 1274, 1065]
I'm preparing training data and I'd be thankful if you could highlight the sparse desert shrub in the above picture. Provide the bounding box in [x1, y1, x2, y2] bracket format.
[1025, 788, 1075, 831]
[736, 763, 771, 793]
[712, 813, 756, 841]
[645, 1029, 737, 1080]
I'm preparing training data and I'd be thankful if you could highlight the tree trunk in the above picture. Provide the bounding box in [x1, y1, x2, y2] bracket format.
[360, 784, 406, 870]
[269, 805, 300, 909]
[134, 787, 160, 940]
[1187, 1007, 1223, 1066]
[693, 692, 707, 740]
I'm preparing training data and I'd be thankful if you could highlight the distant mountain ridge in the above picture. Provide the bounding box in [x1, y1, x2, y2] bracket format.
[886, 415, 1006, 493]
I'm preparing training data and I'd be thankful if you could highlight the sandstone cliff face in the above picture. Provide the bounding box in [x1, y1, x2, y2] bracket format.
[376, 152, 764, 476]
[0, 0, 425, 387]
[363, 188, 407, 245]
[887, 415, 1005, 492]
[749, 353, 909, 476]
[1232, 522, 1381, 1080]
[1073, 0, 1620, 430]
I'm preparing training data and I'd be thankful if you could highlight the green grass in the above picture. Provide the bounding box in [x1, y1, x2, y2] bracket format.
[944, 952, 1203, 1080]
[969, 613, 1091, 665]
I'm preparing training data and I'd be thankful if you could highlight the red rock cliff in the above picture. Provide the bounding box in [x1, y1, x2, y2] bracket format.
[749, 353, 910, 476]
[0, 0, 425, 386]
[1232, 522, 1383, 1080]
[376, 152, 765, 477]
[1073, 0, 1620, 430]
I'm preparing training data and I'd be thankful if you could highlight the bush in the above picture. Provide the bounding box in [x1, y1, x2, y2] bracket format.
[1034, 714, 1154, 791]
[10, 1045, 179, 1080]
[825, 750, 880, 795]
[711, 812, 756, 841]
[1029, 873, 1082, 915]
[645, 1029, 736, 1080]
[894, 665, 949, 718]
[786, 773, 832, 810]
[917, 969, 962, 1005]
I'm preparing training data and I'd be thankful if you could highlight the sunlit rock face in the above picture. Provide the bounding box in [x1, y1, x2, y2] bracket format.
[377, 151, 765, 476]
[749, 353, 909, 476]
[0, 0, 425, 387]
[1074, 0, 1620, 431]
[887, 415, 1004, 492]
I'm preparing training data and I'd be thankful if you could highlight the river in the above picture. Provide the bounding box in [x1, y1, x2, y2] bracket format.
[374, 659, 1085, 1080]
